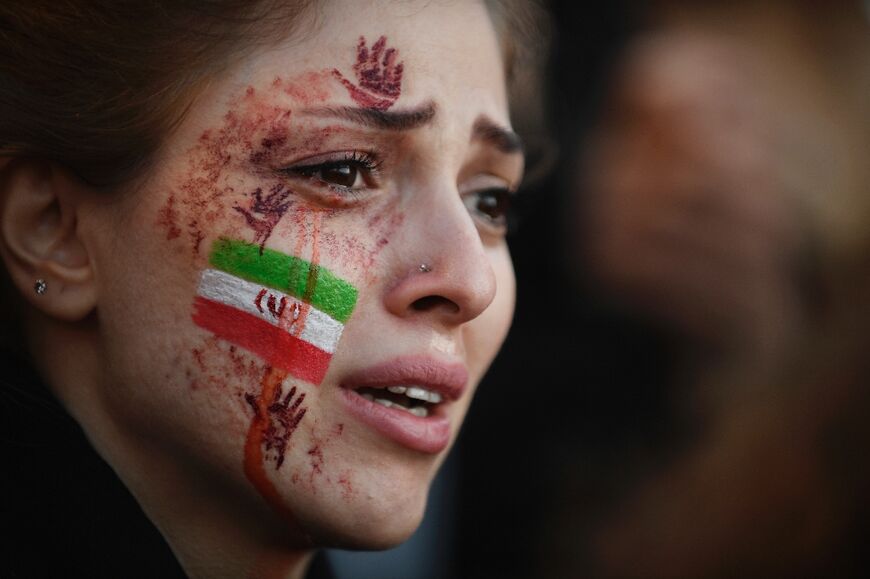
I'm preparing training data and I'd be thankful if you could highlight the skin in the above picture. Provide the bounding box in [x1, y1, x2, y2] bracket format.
[0, 1, 522, 577]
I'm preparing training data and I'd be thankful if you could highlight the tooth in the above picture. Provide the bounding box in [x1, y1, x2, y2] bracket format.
[409, 406, 428, 417]
[374, 398, 393, 409]
[387, 386, 407, 394]
[361, 393, 374, 401]
[406, 387, 431, 402]
[428, 392, 442, 404]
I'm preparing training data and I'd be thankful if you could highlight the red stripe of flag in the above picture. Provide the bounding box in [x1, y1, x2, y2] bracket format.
[192, 296, 332, 385]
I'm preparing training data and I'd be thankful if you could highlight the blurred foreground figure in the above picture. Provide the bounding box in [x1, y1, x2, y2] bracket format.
[573, 1, 870, 577]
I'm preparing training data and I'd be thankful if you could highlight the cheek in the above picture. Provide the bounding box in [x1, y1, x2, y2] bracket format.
[277, 199, 405, 288]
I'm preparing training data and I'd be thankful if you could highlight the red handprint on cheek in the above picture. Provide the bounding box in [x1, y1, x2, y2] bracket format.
[332, 35, 404, 111]
[233, 183, 292, 252]
[245, 383, 307, 470]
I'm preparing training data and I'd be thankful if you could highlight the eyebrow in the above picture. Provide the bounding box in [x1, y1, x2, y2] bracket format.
[472, 116, 524, 154]
[300, 101, 437, 131]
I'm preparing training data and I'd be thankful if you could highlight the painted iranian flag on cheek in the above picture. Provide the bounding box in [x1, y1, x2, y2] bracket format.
[192, 238, 358, 385]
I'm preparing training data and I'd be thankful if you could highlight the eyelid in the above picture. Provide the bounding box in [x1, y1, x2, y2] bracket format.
[459, 173, 516, 196]
[281, 150, 382, 174]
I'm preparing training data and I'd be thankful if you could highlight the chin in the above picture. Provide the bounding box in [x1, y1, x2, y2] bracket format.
[291, 472, 432, 551]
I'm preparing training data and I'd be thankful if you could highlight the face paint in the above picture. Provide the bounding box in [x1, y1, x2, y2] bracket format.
[244, 366, 299, 523]
[245, 379, 307, 469]
[191, 238, 358, 385]
[233, 184, 292, 250]
[332, 35, 404, 110]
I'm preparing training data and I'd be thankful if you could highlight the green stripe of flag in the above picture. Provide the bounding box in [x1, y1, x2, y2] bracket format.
[209, 238, 358, 323]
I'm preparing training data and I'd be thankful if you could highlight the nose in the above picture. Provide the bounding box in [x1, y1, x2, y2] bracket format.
[383, 189, 497, 327]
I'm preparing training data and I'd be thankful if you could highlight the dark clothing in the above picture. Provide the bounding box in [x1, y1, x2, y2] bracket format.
[0, 352, 333, 579]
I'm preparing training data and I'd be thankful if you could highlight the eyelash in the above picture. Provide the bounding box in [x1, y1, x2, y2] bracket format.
[278, 151, 516, 235]
[280, 151, 382, 196]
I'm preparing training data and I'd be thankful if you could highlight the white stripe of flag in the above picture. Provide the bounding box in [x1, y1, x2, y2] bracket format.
[198, 268, 344, 354]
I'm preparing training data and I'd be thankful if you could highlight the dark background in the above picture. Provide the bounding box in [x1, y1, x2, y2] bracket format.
[454, 2, 683, 576]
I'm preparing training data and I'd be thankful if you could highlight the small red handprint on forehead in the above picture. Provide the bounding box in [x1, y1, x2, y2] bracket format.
[333, 35, 404, 111]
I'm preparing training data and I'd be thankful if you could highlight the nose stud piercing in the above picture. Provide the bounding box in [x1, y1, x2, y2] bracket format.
[419, 263, 432, 273]
[34, 279, 47, 295]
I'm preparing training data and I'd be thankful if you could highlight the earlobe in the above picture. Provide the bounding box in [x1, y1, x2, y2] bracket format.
[0, 158, 96, 321]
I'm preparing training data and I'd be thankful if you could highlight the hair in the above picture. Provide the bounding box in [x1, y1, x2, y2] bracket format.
[0, 0, 541, 189]
[0, 0, 321, 189]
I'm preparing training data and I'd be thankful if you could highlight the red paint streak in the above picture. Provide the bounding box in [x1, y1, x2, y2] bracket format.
[338, 470, 355, 501]
[234, 183, 292, 251]
[244, 367, 297, 520]
[307, 444, 324, 478]
[333, 35, 404, 111]
[227, 344, 260, 384]
[191, 347, 207, 371]
[156, 193, 182, 240]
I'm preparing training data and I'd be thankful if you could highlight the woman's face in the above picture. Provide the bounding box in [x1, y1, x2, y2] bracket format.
[77, 0, 520, 548]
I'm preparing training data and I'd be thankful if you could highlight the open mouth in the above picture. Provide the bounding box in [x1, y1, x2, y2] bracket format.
[338, 356, 468, 453]
[354, 385, 443, 418]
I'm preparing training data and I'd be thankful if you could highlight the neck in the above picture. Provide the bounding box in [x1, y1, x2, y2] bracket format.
[36, 318, 316, 579]
[85, 407, 316, 579]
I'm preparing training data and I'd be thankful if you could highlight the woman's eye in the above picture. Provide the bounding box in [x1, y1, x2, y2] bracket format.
[282, 152, 381, 194]
[463, 187, 513, 231]
[295, 162, 364, 189]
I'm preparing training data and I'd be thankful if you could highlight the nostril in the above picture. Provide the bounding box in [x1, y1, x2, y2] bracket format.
[411, 295, 460, 314]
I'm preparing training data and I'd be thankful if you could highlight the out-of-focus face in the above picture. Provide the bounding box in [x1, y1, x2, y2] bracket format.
[77, 0, 520, 549]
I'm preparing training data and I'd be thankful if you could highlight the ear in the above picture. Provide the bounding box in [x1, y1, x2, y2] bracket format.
[0, 158, 96, 321]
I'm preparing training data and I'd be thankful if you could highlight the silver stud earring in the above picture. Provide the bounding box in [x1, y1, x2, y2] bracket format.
[419, 263, 432, 274]
[34, 279, 47, 295]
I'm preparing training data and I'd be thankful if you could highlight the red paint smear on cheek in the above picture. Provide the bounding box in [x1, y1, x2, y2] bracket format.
[307, 444, 324, 482]
[186, 338, 261, 393]
[169, 70, 341, 259]
[320, 205, 405, 284]
[156, 193, 182, 240]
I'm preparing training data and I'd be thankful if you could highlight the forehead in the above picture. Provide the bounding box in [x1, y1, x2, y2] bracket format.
[231, 0, 509, 119]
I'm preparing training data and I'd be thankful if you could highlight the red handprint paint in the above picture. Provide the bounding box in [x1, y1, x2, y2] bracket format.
[245, 381, 307, 470]
[234, 183, 292, 251]
[332, 35, 404, 111]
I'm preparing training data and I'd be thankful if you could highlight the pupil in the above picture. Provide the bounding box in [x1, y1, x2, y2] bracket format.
[323, 165, 357, 188]
[479, 191, 506, 219]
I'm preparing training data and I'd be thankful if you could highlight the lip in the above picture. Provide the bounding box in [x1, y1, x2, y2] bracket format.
[339, 356, 469, 454]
